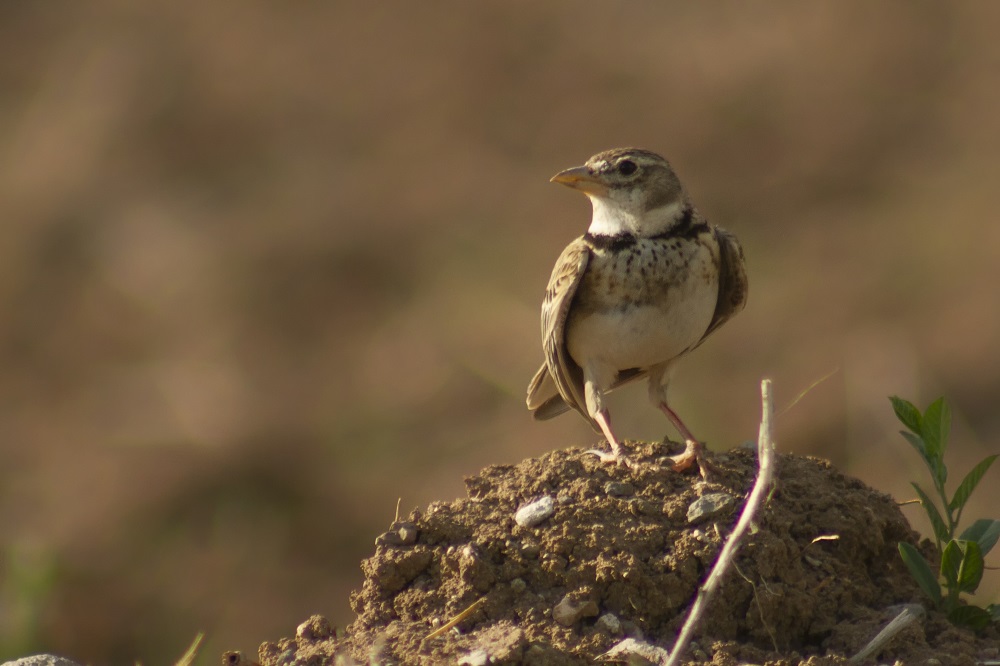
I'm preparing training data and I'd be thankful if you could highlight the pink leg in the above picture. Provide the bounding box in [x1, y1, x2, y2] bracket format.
[658, 401, 698, 443]
[581, 369, 631, 466]
[647, 365, 709, 476]
[656, 401, 709, 478]
[584, 409, 633, 466]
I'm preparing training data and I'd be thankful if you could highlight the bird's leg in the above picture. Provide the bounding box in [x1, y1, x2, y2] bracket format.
[583, 372, 630, 465]
[658, 402, 708, 476]
[648, 365, 710, 478]
[591, 409, 625, 461]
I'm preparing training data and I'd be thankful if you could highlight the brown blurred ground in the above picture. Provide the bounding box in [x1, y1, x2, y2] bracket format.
[1, 2, 998, 662]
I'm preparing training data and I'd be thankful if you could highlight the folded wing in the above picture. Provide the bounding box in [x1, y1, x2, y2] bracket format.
[526, 238, 591, 421]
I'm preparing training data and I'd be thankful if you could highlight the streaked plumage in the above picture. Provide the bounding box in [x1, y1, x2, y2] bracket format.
[526, 148, 747, 473]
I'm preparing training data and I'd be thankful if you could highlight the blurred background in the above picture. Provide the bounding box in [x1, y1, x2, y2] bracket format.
[1, 1, 999, 662]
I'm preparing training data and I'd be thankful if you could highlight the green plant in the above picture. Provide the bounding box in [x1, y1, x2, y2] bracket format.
[890, 396, 1000, 630]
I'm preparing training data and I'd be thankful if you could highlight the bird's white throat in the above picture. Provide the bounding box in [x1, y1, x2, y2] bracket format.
[587, 197, 685, 237]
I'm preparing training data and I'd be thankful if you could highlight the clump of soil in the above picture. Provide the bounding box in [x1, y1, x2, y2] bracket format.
[256, 443, 999, 665]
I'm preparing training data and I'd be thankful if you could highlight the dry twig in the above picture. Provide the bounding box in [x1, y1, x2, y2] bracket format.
[665, 379, 775, 666]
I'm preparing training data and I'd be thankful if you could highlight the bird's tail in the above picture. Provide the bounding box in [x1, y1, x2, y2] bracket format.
[526, 364, 573, 420]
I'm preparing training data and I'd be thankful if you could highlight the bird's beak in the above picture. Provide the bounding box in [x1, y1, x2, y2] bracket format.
[550, 166, 609, 197]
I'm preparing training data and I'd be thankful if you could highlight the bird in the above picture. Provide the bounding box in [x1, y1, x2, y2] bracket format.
[525, 148, 747, 475]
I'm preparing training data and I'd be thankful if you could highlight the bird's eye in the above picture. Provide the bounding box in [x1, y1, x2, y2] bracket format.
[618, 160, 638, 176]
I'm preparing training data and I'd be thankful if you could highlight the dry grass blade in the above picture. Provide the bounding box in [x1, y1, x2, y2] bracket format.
[425, 596, 486, 640]
[809, 535, 840, 544]
[665, 378, 776, 666]
[776, 368, 838, 416]
[849, 604, 924, 663]
[173, 632, 204, 666]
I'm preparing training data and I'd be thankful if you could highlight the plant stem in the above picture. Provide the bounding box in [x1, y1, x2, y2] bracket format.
[934, 478, 955, 540]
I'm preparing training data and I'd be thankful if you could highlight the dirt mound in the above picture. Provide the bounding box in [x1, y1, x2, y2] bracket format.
[256, 443, 999, 665]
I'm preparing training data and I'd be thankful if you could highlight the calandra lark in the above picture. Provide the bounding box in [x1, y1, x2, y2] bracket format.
[526, 148, 748, 474]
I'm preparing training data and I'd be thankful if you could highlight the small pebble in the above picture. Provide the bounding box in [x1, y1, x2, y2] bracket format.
[687, 492, 735, 523]
[602, 638, 669, 663]
[515, 496, 555, 527]
[0, 657, 84, 666]
[510, 578, 527, 594]
[393, 521, 419, 545]
[552, 594, 599, 626]
[604, 481, 634, 497]
[374, 531, 403, 547]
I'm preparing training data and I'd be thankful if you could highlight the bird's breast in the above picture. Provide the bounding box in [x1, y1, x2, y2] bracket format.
[566, 235, 719, 374]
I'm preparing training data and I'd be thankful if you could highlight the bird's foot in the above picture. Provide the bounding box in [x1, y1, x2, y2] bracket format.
[668, 439, 713, 479]
[584, 446, 636, 469]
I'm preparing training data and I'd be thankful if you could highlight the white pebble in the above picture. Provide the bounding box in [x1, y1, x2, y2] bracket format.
[515, 496, 555, 527]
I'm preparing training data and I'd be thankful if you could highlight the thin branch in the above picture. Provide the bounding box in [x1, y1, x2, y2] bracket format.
[665, 378, 776, 666]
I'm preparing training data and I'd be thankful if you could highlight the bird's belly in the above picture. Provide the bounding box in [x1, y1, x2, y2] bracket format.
[566, 276, 717, 375]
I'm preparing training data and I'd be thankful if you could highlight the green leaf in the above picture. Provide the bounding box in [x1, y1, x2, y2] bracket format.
[956, 540, 984, 593]
[941, 540, 962, 588]
[900, 431, 927, 459]
[890, 396, 923, 434]
[949, 455, 998, 512]
[912, 482, 951, 544]
[933, 457, 947, 487]
[898, 542, 941, 606]
[960, 518, 1000, 556]
[989, 603, 1000, 622]
[920, 397, 950, 461]
[947, 605, 992, 631]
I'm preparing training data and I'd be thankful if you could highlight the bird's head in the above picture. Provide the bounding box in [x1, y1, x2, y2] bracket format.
[551, 148, 690, 238]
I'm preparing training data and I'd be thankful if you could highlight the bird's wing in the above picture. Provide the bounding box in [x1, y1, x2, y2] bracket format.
[695, 226, 748, 347]
[535, 237, 591, 419]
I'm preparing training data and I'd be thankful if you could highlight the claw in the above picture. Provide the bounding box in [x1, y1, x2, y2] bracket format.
[668, 439, 712, 479]
[586, 408, 637, 468]
[584, 447, 636, 468]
